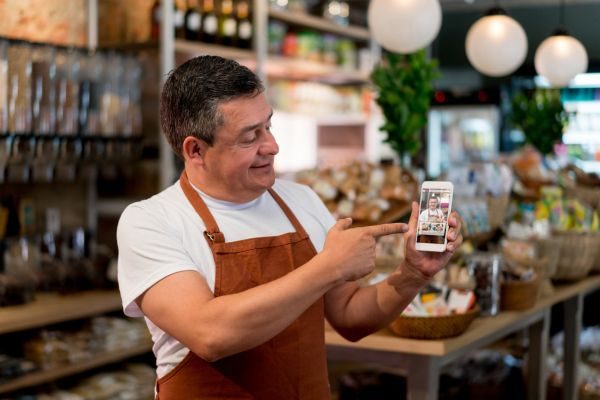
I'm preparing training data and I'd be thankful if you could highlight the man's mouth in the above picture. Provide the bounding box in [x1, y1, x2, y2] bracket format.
[251, 163, 271, 169]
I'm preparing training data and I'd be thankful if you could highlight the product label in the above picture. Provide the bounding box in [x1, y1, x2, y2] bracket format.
[174, 10, 185, 27]
[224, 18, 237, 36]
[187, 13, 201, 30]
[239, 21, 252, 40]
[204, 15, 217, 34]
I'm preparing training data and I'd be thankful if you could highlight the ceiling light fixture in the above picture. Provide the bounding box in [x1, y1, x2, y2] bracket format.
[368, 0, 442, 54]
[534, 0, 588, 87]
[465, 6, 527, 77]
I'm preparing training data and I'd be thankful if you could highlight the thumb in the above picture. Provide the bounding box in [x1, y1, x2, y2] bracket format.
[332, 217, 353, 231]
[408, 201, 419, 232]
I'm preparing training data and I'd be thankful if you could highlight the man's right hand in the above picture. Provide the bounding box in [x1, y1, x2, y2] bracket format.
[320, 218, 408, 283]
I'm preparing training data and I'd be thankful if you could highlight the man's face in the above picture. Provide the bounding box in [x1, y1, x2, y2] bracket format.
[429, 198, 438, 209]
[201, 93, 279, 203]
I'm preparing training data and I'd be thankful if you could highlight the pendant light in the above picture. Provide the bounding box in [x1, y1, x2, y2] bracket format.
[534, 0, 588, 87]
[368, 0, 442, 54]
[465, 6, 527, 77]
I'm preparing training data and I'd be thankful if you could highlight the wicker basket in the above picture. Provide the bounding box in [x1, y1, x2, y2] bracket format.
[388, 306, 479, 340]
[500, 275, 540, 311]
[571, 185, 600, 213]
[551, 232, 597, 281]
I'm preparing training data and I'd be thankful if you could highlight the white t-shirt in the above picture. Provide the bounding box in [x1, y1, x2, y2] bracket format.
[117, 179, 335, 378]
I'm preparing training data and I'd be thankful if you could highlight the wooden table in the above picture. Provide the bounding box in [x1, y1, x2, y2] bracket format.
[325, 274, 600, 400]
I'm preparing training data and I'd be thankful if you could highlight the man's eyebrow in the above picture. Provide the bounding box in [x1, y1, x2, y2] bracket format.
[239, 110, 273, 134]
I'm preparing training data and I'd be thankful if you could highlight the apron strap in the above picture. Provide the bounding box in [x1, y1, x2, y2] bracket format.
[268, 188, 309, 239]
[179, 170, 225, 244]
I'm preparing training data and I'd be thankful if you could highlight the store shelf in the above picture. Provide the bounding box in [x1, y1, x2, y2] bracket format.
[266, 55, 369, 83]
[173, 39, 368, 84]
[174, 40, 255, 60]
[0, 340, 153, 395]
[0, 291, 122, 335]
[268, 8, 370, 41]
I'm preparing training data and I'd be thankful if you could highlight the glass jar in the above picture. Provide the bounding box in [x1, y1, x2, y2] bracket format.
[55, 48, 80, 136]
[31, 45, 57, 135]
[467, 252, 501, 316]
[7, 41, 32, 134]
[78, 51, 103, 136]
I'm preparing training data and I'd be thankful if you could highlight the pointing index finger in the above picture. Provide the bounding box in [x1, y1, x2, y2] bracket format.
[360, 223, 409, 238]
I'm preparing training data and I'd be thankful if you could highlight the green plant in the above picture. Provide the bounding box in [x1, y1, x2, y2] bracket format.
[370, 50, 440, 162]
[511, 89, 567, 155]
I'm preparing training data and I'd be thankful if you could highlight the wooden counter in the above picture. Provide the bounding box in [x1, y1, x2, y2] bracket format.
[325, 274, 600, 400]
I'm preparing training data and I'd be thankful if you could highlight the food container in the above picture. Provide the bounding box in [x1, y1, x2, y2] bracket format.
[388, 306, 479, 340]
[467, 253, 501, 316]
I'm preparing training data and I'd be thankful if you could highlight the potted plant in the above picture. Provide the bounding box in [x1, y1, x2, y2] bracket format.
[370, 50, 440, 165]
[511, 88, 567, 155]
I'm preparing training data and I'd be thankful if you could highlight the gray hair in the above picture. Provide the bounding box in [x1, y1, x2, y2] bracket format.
[159, 56, 264, 159]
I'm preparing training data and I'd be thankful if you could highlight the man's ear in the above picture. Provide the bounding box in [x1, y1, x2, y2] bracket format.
[182, 136, 209, 165]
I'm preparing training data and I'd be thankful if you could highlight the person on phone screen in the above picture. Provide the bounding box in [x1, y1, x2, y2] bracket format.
[419, 196, 445, 223]
[116, 55, 463, 399]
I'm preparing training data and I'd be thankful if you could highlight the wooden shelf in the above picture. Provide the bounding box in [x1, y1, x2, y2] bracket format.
[174, 40, 255, 60]
[174, 39, 368, 84]
[266, 54, 369, 83]
[268, 8, 371, 41]
[0, 340, 153, 395]
[0, 291, 122, 335]
[325, 274, 600, 356]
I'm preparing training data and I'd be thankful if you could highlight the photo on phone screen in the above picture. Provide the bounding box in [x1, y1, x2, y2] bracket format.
[416, 182, 453, 252]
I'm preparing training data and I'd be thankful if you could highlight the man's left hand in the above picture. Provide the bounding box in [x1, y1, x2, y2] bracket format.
[394, 201, 463, 284]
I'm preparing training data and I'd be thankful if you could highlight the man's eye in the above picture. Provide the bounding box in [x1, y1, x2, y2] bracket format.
[241, 133, 257, 143]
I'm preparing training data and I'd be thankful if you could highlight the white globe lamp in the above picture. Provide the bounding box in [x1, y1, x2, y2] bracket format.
[534, 29, 588, 87]
[368, 0, 442, 54]
[465, 8, 528, 77]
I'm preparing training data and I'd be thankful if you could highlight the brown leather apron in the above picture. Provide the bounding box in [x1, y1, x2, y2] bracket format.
[155, 171, 331, 399]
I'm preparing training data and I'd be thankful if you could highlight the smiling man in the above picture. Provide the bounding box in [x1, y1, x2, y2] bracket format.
[117, 55, 462, 399]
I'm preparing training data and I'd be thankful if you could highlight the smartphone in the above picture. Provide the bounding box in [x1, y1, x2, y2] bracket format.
[415, 181, 454, 253]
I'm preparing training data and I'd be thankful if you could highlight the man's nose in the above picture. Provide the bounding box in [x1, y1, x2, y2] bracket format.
[260, 131, 279, 155]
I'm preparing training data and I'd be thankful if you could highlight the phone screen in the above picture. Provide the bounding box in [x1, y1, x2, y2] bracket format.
[416, 187, 452, 245]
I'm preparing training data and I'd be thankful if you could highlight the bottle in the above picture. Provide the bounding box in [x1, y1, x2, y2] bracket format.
[174, 2, 187, 39]
[185, 0, 202, 41]
[218, 0, 237, 47]
[201, 0, 218, 44]
[151, 0, 161, 41]
[236, 0, 252, 49]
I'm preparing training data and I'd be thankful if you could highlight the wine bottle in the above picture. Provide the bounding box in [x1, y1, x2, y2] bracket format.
[236, 0, 252, 49]
[185, 0, 202, 41]
[174, 2, 186, 39]
[201, 0, 218, 44]
[218, 0, 237, 47]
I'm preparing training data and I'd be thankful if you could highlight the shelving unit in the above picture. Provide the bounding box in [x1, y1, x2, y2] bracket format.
[0, 340, 152, 395]
[0, 290, 154, 395]
[267, 8, 370, 41]
[0, 290, 122, 335]
[159, 0, 381, 187]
